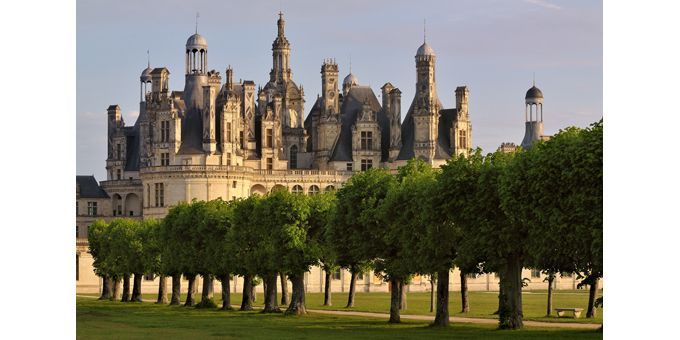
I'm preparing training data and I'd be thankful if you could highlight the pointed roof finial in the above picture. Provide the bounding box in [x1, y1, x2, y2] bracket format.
[423, 18, 427, 43]
[195, 12, 200, 34]
[532, 72, 536, 86]
[349, 54, 352, 73]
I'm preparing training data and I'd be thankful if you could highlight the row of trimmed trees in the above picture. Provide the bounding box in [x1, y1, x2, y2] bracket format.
[89, 120, 602, 329]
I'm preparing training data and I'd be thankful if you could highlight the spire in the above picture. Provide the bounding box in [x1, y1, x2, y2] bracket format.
[532, 72, 536, 86]
[349, 55, 352, 73]
[147, 50, 150, 68]
[423, 18, 427, 43]
[195, 12, 199, 34]
[277, 11, 285, 37]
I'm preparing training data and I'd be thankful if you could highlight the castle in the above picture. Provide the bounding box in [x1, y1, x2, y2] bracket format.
[77, 13, 583, 294]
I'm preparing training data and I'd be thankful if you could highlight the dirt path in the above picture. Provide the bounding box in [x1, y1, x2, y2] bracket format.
[76, 295, 601, 330]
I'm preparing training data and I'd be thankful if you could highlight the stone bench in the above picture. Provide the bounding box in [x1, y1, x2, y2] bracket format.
[555, 308, 584, 318]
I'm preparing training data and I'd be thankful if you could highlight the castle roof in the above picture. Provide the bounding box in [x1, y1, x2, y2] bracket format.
[525, 86, 543, 99]
[416, 42, 435, 56]
[396, 98, 456, 161]
[186, 33, 208, 50]
[76, 175, 109, 198]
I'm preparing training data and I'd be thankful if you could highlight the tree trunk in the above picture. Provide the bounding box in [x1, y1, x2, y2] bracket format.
[121, 274, 131, 302]
[170, 273, 181, 305]
[433, 270, 450, 327]
[99, 275, 112, 300]
[184, 274, 197, 307]
[240, 274, 254, 311]
[156, 275, 168, 304]
[201, 274, 214, 301]
[250, 277, 257, 303]
[399, 280, 407, 310]
[346, 269, 358, 308]
[323, 269, 332, 306]
[460, 271, 469, 313]
[262, 274, 281, 313]
[285, 274, 307, 315]
[546, 273, 555, 316]
[498, 255, 524, 330]
[280, 273, 289, 306]
[586, 277, 599, 318]
[110, 276, 121, 301]
[429, 276, 435, 313]
[388, 278, 401, 323]
[131, 273, 143, 302]
[220, 274, 232, 310]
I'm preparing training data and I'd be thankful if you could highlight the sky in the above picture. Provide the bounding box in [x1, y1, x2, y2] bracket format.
[77, 0, 602, 179]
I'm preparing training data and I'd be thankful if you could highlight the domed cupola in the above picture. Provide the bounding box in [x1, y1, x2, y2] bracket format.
[140, 66, 153, 83]
[343, 73, 359, 87]
[185, 32, 208, 74]
[525, 85, 544, 105]
[186, 33, 208, 51]
[416, 42, 435, 57]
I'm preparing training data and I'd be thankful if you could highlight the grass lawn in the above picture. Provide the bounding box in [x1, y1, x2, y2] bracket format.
[77, 297, 602, 339]
[80, 288, 602, 325]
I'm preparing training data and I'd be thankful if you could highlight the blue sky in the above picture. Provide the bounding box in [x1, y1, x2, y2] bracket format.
[77, 0, 602, 179]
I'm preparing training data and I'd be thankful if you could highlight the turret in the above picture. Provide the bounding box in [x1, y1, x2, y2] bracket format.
[107, 105, 122, 159]
[202, 70, 221, 153]
[321, 59, 339, 115]
[270, 12, 292, 84]
[520, 83, 545, 149]
[452, 86, 472, 157]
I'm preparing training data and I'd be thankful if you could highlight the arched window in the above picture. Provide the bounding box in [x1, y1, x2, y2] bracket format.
[290, 145, 298, 169]
[325, 185, 335, 192]
[292, 185, 304, 195]
[308, 185, 320, 196]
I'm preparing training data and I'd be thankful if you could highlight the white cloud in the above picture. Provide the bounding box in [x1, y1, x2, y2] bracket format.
[524, 0, 563, 10]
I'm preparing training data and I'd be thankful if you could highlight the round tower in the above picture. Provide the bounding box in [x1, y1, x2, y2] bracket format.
[521, 82, 545, 149]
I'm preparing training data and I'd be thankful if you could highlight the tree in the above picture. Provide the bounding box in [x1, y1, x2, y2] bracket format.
[501, 121, 603, 319]
[334, 168, 396, 319]
[230, 195, 261, 311]
[88, 220, 113, 300]
[159, 204, 187, 305]
[318, 194, 339, 307]
[161, 202, 200, 306]
[203, 198, 236, 310]
[139, 218, 166, 304]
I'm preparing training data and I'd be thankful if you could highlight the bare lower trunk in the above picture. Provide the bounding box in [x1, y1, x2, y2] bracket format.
[184, 274, 197, 307]
[285, 274, 307, 315]
[262, 274, 281, 313]
[220, 274, 232, 310]
[460, 271, 469, 313]
[323, 270, 332, 306]
[131, 273, 143, 302]
[170, 273, 181, 305]
[110, 277, 121, 301]
[546, 273, 555, 316]
[121, 274, 131, 302]
[586, 277, 599, 318]
[433, 270, 449, 327]
[498, 255, 524, 330]
[250, 278, 257, 303]
[399, 281, 407, 310]
[156, 275, 168, 304]
[429, 277, 435, 313]
[280, 273, 289, 306]
[346, 270, 358, 308]
[201, 274, 214, 301]
[240, 274, 254, 311]
[99, 275, 112, 300]
[388, 278, 401, 323]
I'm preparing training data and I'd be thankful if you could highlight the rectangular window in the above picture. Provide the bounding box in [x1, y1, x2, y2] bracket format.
[357, 272, 364, 280]
[227, 153, 232, 166]
[161, 121, 170, 142]
[265, 129, 273, 148]
[239, 131, 245, 149]
[266, 158, 273, 170]
[232, 181, 237, 189]
[360, 131, 373, 150]
[155, 183, 164, 207]
[531, 269, 541, 279]
[361, 159, 373, 171]
[346, 163, 353, 171]
[116, 204, 122, 216]
[226, 122, 232, 142]
[144, 273, 155, 281]
[87, 202, 98, 216]
[459, 130, 467, 149]
[332, 269, 341, 280]
[116, 169, 121, 180]
[161, 152, 170, 166]
[116, 143, 122, 159]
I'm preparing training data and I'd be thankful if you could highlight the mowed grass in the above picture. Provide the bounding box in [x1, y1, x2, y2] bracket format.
[80, 288, 602, 325]
[77, 297, 602, 339]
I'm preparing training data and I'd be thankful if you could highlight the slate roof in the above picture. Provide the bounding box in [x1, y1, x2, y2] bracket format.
[329, 86, 390, 162]
[396, 96, 456, 161]
[303, 97, 322, 152]
[76, 175, 110, 198]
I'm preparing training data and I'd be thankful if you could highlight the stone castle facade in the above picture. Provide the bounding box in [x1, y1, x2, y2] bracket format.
[77, 13, 587, 295]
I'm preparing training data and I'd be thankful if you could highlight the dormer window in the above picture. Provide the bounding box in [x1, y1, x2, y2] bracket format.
[360, 131, 373, 150]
